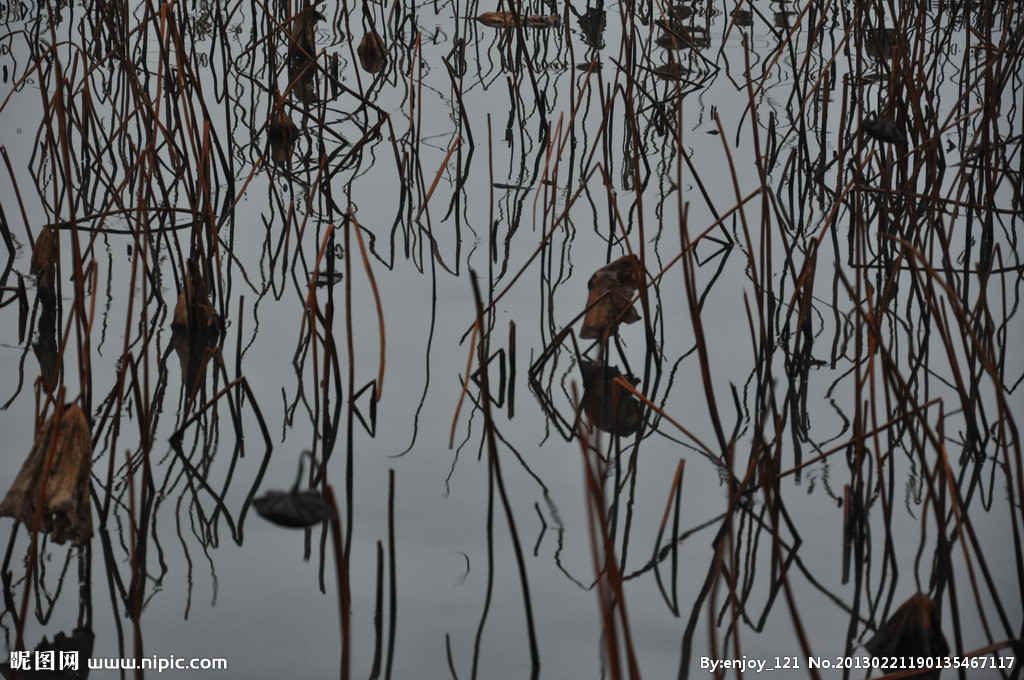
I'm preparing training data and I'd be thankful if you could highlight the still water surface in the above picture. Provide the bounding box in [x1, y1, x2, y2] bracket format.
[1, 0, 1022, 677]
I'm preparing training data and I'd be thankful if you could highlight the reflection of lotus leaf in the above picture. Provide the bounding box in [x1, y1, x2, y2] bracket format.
[655, 17, 709, 49]
[254, 489, 334, 528]
[267, 108, 299, 166]
[861, 117, 907, 145]
[774, 10, 795, 27]
[0, 627, 95, 679]
[656, 32, 687, 49]
[172, 257, 222, 337]
[863, 28, 898, 61]
[657, 5, 694, 27]
[285, 9, 325, 103]
[34, 288, 59, 393]
[267, 109, 298, 145]
[580, 360, 643, 436]
[357, 32, 388, 73]
[172, 326, 219, 396]
[578, 8, 606, 48]
[732, 9, 753, 26]
[287, 8, 325, 64]
[651, 62, 694, 80]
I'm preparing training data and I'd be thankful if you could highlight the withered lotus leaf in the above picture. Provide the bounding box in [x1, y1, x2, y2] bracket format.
[580, 255, 644, 340]
[0, 404, 93, 545]
[864, 593, 948, 680]
[476, 11, 560, 28]
[31, 226, 58, 290]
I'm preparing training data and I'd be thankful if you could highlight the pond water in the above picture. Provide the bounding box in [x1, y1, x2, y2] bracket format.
[1, 0, 1022, 678]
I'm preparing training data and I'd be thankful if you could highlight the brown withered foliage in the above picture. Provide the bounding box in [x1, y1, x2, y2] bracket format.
[580, 255, 644, 340]
[0, 404, 93, 545]
[476, 11, 560, 28]
[30, 225, 58, 291]
[864, 593, 949, 680]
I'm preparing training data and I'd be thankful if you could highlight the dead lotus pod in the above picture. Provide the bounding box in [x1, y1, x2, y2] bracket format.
[0, 404, 93, 545]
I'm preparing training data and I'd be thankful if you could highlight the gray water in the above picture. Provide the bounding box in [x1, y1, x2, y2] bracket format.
[1, 0, 1022, 678]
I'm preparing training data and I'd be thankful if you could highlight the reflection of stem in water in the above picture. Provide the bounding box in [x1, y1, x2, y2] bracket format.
[576, 388, 641, 680]
[467, 271, 540, 679]
[34, 288, 60, 394]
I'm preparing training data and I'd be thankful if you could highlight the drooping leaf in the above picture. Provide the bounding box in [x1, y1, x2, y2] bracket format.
[0, 404, 93, 545]
[580, 255, 645, 340]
